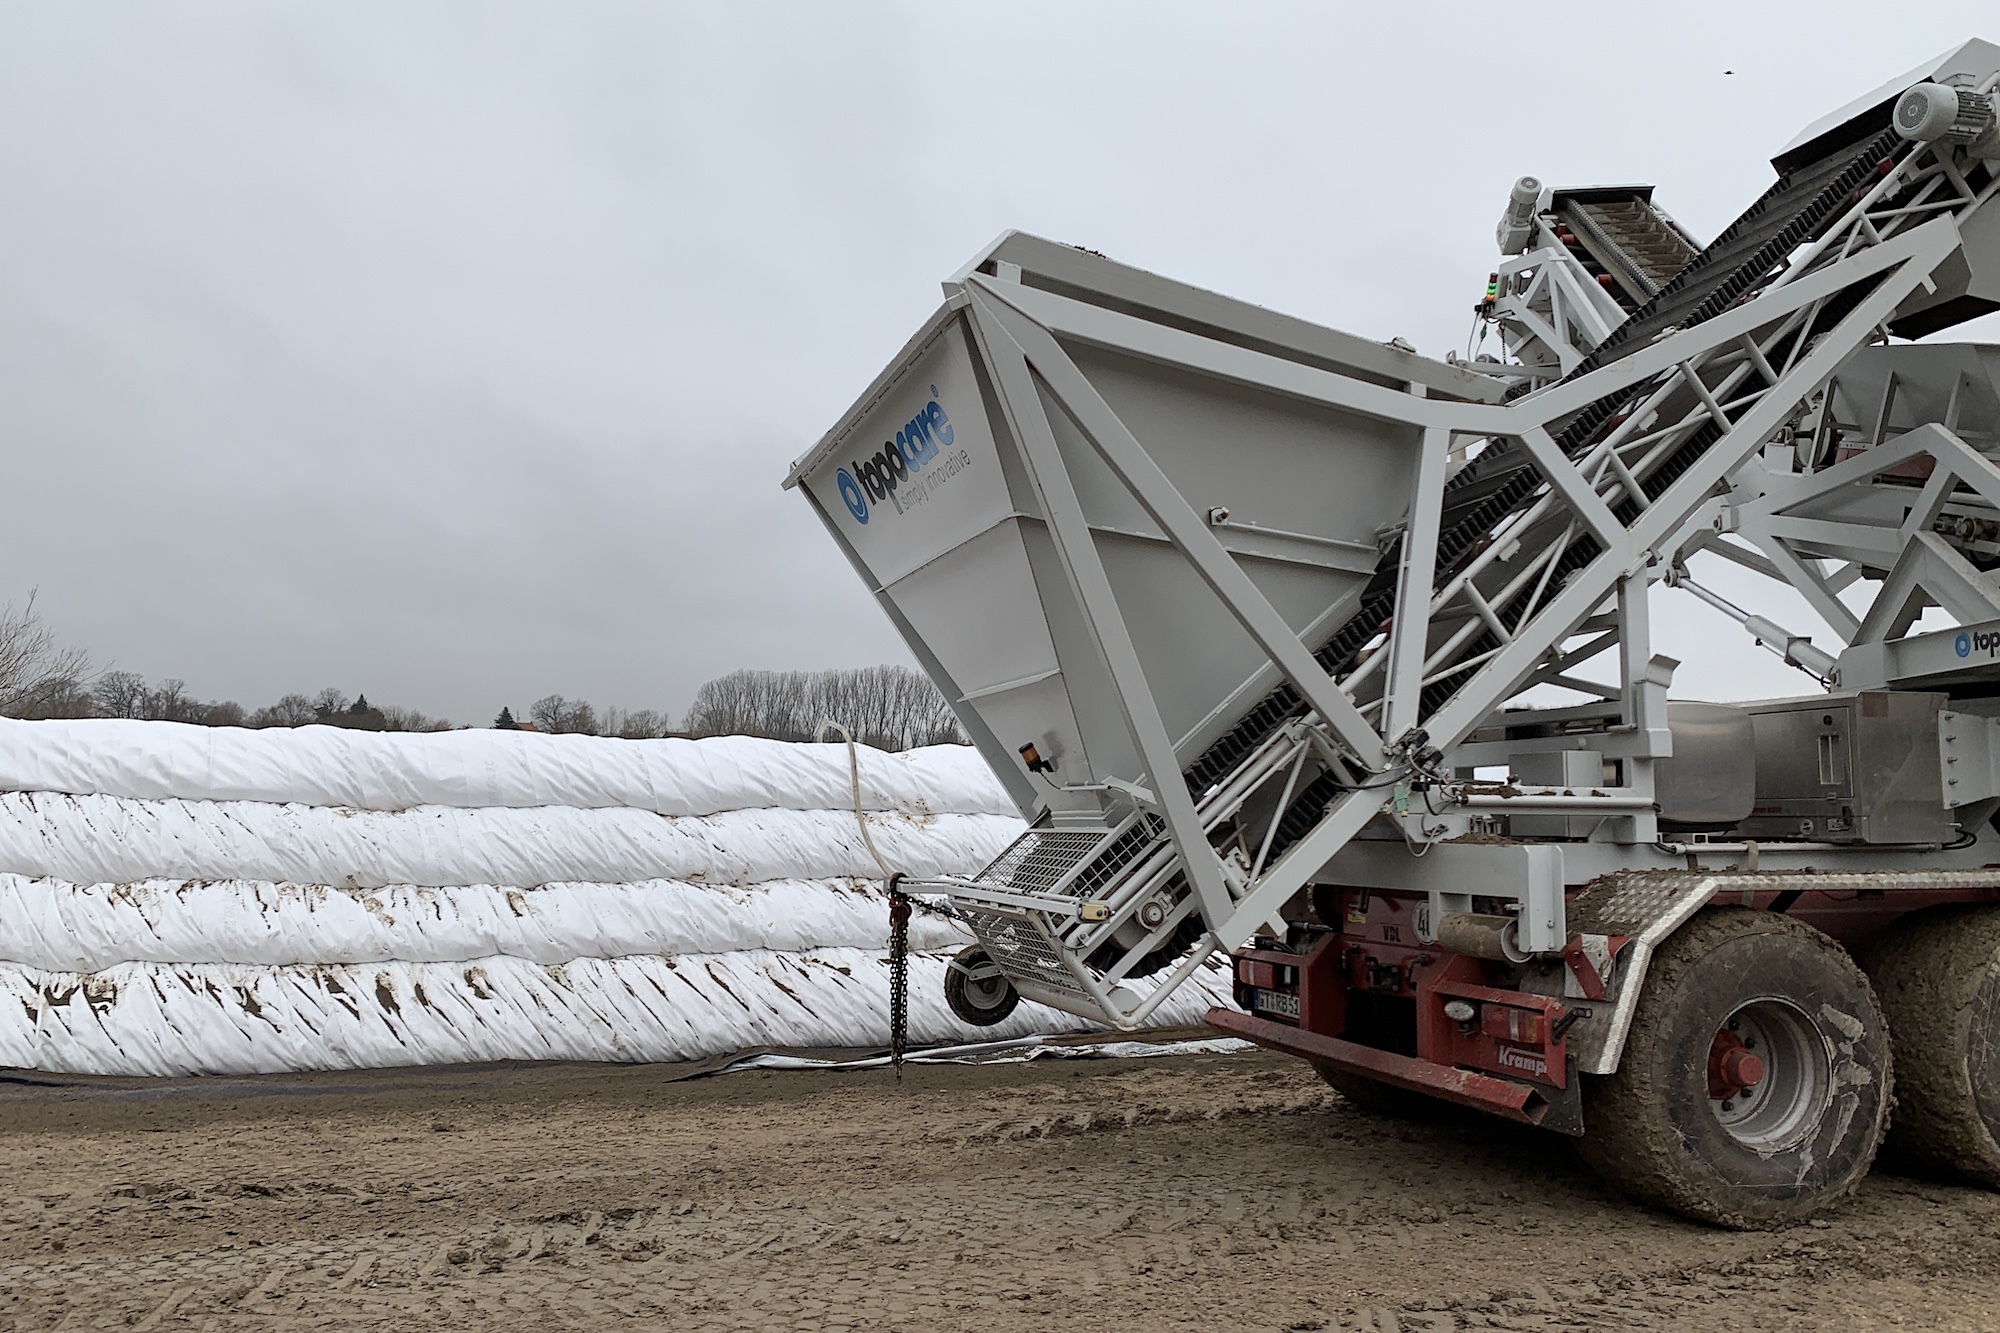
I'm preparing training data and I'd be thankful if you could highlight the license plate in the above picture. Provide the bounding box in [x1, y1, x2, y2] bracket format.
[1255, 988, 1300, 1018]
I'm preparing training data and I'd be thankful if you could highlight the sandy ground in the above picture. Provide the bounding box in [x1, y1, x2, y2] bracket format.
[3, 1043, 2000, 1331]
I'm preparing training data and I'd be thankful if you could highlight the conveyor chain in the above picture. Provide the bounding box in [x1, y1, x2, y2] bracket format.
[1179, 126, 1915, 839]
[1554, 192, 1700, 307]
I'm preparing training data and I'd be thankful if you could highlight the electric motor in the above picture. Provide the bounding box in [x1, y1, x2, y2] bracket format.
[1495, 175, 1543, 256]
[1895, 82, 1997, 146]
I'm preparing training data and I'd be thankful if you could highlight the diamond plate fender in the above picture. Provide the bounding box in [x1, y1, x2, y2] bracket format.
[1560, 868, 2000, 1073]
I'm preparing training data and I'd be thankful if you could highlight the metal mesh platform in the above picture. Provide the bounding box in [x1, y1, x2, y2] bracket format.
[965, 910, 1086, 994]
[974, 829, 1112, 895]
[970, 815, 1168, 901]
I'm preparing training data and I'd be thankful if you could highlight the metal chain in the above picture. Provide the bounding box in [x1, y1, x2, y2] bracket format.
[813, 719, 912, 1082]
[887, 874, 910, 1082]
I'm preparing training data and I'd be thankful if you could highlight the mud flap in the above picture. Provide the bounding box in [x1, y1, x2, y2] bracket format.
[1524, 1066, 1583, 1137]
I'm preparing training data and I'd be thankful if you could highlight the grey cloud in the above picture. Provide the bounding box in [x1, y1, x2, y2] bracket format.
[0, 2, 1992, 719]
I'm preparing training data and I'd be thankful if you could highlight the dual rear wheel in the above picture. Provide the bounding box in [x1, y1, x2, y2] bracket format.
[1861, 904, 2000, 1188]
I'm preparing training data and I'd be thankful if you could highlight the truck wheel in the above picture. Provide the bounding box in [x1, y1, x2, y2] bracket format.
[944, 946, 1020, 1027]
[1317, 1066, 1458, 1121]
[1860, 904, 2000, 1188]
[1578, 907, 1891, 1228]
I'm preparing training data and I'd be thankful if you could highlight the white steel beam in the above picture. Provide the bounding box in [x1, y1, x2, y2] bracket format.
[961, 295, 1239, 931]
[1425, 225, 1955, 750]
[1384, 425, 1451, 741]
[970, 282, 1390, 768]
[1516, 425, 1631, 555]
[1853, 532, 2000, 645]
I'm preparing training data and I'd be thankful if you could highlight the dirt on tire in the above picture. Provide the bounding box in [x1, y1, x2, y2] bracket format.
[1863, 902, 2000, 1188]
[3, 1046, 2000, 1330]
[1579, 906, 1893, 1228]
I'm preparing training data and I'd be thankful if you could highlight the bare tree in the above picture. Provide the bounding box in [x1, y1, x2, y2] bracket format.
[91, 670, 150, 719]
[379, 704, 454, 732]
[530, 694, 599, 735]
[30, 675, 95, 720]
[311, 687, 350, 719]
[684, 665, 963, 750]
[0, 593, 94, 720]
[684, 669, 802, 741]
[252, 693, 318, 728]
[203, 701, 249, 728]
[601, 706, 674, 739]
[140, 679, 208, 724]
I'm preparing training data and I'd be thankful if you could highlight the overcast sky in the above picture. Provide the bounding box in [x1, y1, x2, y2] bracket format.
[0, 3, 1994, 724]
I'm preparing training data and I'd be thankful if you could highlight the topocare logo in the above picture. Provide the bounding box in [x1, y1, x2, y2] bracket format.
[835, 386, 956, 524]
[1957, 629, 2000, 659]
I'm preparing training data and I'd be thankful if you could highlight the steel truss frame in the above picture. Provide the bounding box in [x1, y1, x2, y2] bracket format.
[914, 127, 1989, 1028]
[1488, 221, 1629, 378]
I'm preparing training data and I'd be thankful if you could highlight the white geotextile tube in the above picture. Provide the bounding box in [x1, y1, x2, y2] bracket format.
[0, 876, 977, 972]
[0, 794, 1022, 890]
[0, 728, 1232, 1078]
[0, 719, 1017, 816]
[0, 951, 1238, 1076]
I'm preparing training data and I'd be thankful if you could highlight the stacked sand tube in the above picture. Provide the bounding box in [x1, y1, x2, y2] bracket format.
[0, 720, 1229, 1075]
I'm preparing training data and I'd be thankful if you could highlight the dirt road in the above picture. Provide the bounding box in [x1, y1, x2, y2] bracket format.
[2, 1044, 1998, 1331]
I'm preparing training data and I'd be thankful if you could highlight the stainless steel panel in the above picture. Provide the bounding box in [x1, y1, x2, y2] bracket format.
[1656, 702, 1756, 829]
[1739, 691, 1949, 843]
[1510, 749, 1606, 838]
[786, 264, 1441, 822]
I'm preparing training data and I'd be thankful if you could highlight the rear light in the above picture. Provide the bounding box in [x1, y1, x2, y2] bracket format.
[1245, 960, 1276, 989]
[1480, 1005, 1543, 1044]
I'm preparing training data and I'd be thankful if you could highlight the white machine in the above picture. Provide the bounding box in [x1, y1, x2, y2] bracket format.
[788, 41, 2000, 1226]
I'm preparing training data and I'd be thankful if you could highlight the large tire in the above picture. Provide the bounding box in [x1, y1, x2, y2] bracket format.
[1860, 903, 2000, 1188]
[1579, 907, 1892, 1229]
[943, 946, 1019, 1027]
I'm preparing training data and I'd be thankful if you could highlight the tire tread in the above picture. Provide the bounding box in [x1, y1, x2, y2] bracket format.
[1861, 904, 2000, 1188]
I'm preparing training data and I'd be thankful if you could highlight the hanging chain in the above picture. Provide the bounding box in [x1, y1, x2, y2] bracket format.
[887, 872, 910, 1081]
[813, 719, 912, 1081]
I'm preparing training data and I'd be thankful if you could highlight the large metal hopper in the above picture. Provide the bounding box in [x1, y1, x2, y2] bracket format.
[787, 232, 1503, 824]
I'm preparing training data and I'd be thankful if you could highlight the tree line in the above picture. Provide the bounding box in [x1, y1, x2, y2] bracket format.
[495, 698, 674, 739]
[0, 596, 965, 749]
[680, 666, 964, 750]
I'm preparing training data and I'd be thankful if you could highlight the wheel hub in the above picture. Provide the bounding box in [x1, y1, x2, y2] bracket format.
[1707, 998, 1833, 1151]
[963, 972, 1011, 1008]
[1707, 1030, 1768, 1100]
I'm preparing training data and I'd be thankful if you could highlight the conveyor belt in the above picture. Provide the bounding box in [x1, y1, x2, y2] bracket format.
[1559, 129, 1907, 422]
[1554, 191, 1700, 307]
[1177, 124, 1915, 854]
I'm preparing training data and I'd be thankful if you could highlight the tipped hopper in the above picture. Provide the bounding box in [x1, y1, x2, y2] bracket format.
[786, 232, 1501, 826]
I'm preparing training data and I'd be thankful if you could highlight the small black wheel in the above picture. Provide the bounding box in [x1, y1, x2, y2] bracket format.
[1579, 907, 1892, 1229]
[1316, 1066, 1459, 1121]
[1860, 903, 2000, 1188]
[944, 945, 1019, 1027]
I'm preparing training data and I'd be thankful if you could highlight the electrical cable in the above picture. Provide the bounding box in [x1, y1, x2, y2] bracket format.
[818, 720, 897, 881]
